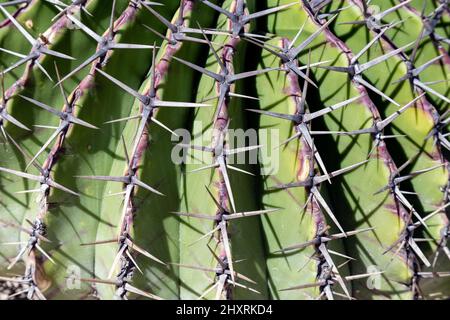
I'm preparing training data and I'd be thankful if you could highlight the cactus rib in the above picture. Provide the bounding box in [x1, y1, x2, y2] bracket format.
[0, 0, 448, 300]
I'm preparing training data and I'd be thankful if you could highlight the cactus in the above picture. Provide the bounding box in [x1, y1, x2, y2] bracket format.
[0, 0, 448, 300]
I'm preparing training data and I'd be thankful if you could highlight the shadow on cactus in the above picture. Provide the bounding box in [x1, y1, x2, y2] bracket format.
[0, 0, 448, 300]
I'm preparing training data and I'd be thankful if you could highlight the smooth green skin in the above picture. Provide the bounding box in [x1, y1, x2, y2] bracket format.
[0, 1, 62, 271]
[409, 0, 450, 39]
[369, 0, 450, 297]
[0, 1, 57, 88]
[0, 0, 448, 300]
[0, 0, 98, 276]
[250, 4, 350, 296]
[177, 0, 268, 300]
[328, 0, 449, 298]
[0, 0, 181, 299]
[409, 0, 440, 14]
[117, 4, 221, 300]
[254, 44, 326, 300]
[356, 0, 449, 109]
[359, 0, 450, 44]
[42, 1, 183, 300]
[263, 0, 413, 299]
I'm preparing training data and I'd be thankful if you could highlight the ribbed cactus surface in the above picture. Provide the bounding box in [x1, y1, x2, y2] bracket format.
[0, 0, 449, 300]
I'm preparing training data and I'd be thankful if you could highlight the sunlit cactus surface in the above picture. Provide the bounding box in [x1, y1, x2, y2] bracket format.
[0, 0, 449, 300]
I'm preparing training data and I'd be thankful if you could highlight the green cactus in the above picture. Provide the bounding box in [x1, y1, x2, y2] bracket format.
[0, 0, 448, 300]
